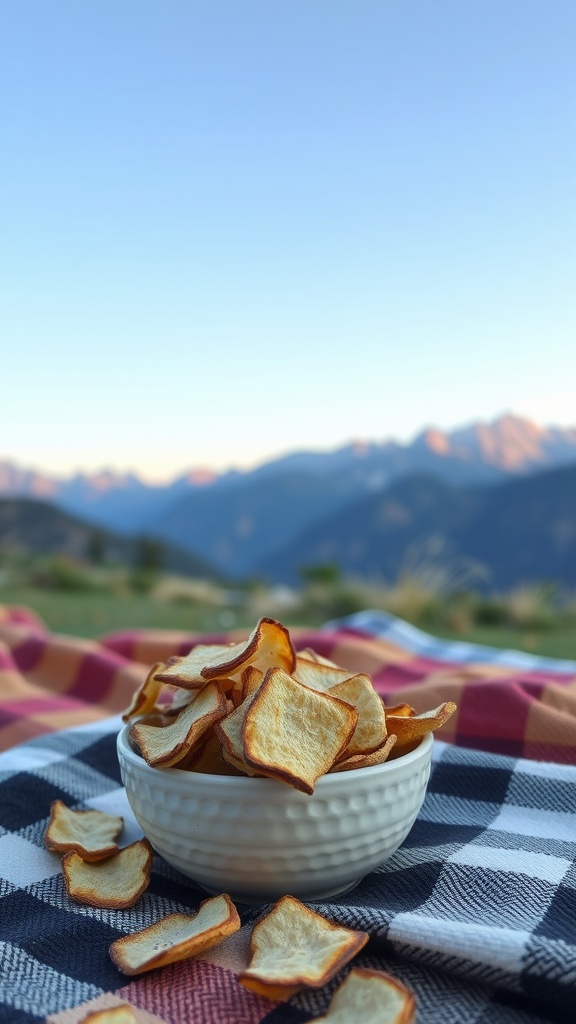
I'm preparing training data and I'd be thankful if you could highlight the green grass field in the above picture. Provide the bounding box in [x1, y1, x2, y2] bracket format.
[428, 624, 576, 661]
[2, 585, 575, 661]
[0, 586, 256, 637]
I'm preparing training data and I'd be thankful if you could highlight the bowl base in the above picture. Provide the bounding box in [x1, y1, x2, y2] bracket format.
[195, 875, 364, 906]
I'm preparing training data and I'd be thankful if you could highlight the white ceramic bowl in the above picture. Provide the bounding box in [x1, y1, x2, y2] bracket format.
[117, 724, 433, 905]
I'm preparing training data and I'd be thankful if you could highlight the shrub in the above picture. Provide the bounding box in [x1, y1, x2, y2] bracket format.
[30, 556, 97, 592]
[474, 598, 509, 626]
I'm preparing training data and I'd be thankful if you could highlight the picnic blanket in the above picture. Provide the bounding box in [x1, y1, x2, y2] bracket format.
[0, 605, 575, 1023]
[2, 605, 576, 763]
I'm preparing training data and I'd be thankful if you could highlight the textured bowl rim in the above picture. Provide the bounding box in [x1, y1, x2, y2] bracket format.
[117, 721, 433, 790]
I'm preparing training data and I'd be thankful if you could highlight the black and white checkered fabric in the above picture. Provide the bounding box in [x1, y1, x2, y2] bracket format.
[0, 716, 574, 1024]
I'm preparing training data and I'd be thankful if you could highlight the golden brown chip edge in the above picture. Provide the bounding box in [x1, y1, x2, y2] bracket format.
[314, 967, 416, 1023]
[61, 838, 154, 909]
[130, 683, 230, 768]
[43, 800, 124, 862]
[109, 893, 241, 975]
[241, 670, 358, 794]
[201, 617, 296, 681]
[237, 895, 369, 997]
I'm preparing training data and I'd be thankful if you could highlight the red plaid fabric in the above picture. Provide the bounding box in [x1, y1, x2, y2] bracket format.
[1, 604, 575, 764]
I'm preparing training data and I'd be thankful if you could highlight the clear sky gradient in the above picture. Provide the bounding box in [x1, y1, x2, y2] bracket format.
[1, 1, 574, 481]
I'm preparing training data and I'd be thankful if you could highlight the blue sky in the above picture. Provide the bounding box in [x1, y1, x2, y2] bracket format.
[1, 1, 574, 481]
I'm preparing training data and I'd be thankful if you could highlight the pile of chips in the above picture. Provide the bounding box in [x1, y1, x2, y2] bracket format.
[125, 616, 456, 793]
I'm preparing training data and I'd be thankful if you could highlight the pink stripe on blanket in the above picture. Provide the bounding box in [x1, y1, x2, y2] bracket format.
[100, 631, 213, 660]
[0, 695, 95, 716]
[117, 959, 276, 1024]
[371, 658, 456, 691]
[0, 605, 46, 628]
[67, 650, 130, 703]
[371, 659, 576, 694]
[9, 633, 46, 672]
[0, 648, 16, 670]
[455, 677, 536, 757]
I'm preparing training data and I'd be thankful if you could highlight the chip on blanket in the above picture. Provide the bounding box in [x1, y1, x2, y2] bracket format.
[44, 800, 124, 862]
[238, 895, 369, 1000]
[314, 967, 416, 1023]
[80, 1006, 138, 1024]
[109, 894, 241, 975]
[62, 838, 153, 909]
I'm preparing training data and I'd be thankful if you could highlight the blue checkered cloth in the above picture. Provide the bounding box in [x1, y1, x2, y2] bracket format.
[325, 609, 576, 674]
[0, 714, 574, 1023]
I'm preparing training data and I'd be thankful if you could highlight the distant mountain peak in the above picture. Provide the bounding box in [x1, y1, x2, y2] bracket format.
[416, 428, 451, 455]
[183, 468, 218, 486]
[408, 413, 576, 473]
[461, 413, 572, 469]
[0, 459, 59, 498]
[80, 470, 135, 492]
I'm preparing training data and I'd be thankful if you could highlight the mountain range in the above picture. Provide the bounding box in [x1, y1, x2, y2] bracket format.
[1, 413, 576, 589]
[257, 463, 576, 591]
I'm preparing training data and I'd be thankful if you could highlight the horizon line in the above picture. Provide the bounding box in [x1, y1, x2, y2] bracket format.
[2, 410, 576, 487]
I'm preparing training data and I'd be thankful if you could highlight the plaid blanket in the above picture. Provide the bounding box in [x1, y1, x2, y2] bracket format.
[0, 606, 575, 1023]
[1, 605, 576, 763]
